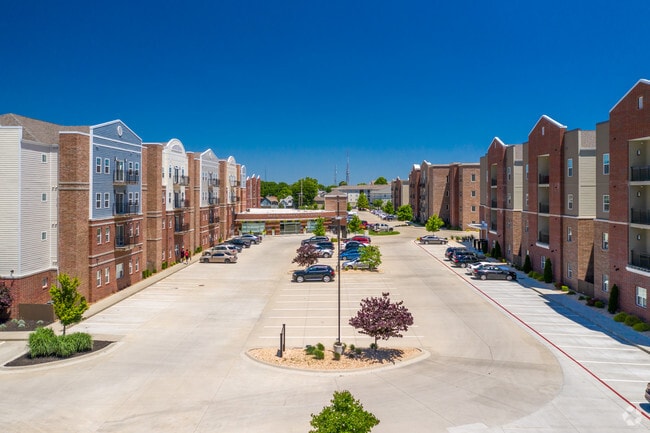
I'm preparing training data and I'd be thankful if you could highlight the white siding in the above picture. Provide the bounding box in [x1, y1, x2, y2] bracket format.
[0, 128, 21, 276]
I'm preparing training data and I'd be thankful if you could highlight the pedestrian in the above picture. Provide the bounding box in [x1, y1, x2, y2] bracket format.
[185, 248, 190, 264]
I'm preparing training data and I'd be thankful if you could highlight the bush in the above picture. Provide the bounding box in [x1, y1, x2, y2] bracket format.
[56, 336, 77, 358]
[608, 284, 619, 314]
[313, 349, 325, 360]
[633, 322, 650, 332]
[28, 327, 58, 358]
[613, 312, 628, 322]
[560, 285, 569, 292]
[28, 328, 93, 358]
[523, 254, 532, 273]
[66, 332, 93, 352]
[543, 258, 553, 283]
[594, 300, 605, 308]
[333, 352, 341, 361]
[161, 262, 169, 270]
[316, 342, 325, 351]
[625, 315, 641, 327]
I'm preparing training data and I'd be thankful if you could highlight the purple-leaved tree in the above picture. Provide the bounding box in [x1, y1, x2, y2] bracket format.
[292, 244, 320, 267]
[348, 292, 414, 348]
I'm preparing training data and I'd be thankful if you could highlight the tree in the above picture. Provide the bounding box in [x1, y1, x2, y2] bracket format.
[491, 241, 502, 260]
[608, 284, 620, 314]
[382, 200, 394, 215]
[0, 284, 12, 320]
[371, 199, 383, 209]
[348, 215, 362, 233]
[49, 273, 89, 336]
[359, 245, 381, 270]
[543, 258, 553, 283]
[313, 217, 326, 236]
[349, 292, 414, 348]
[523, 254, 532, 273]
[291, 177, 319, 207]
[309, 390, 379, 433]
[425, 215, 444, 233]
[374, 176, 388, 185]
[292, 244, 320, 267]
[396, 204, 413, 222]
[357, 192, 369, 210]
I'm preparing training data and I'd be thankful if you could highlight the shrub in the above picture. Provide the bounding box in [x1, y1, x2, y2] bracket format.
[594, 300, 605, 308]
[586, 297, 596, 306]
[613, 312, 628, 322]
[313, 349, 325, 360]
[624, 315, 641, 327]
[579, 295, 586, 300]
[56, 336, 77, 358]
[305, 345, 316, 355]
[316, 342, 325, 351]
[543, 258, 553, 283]
[161, 262, 169, 270]
[607, 284, 620, 314]
[0, 285, 12, 310]
[523, 254, 532, 273]
[633, 322, 650, 332]
[560, 285, 569, 292]
[66, 332, 93, 352]
[568, 290, 575, 295]
[333, 352, 341, 361]
[29, 327, 58, 358]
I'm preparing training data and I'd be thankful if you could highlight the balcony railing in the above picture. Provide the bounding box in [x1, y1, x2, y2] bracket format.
[115, 235, 138, 248]
[631, 166, 650, 182]
[208, 196, 218, 205]
[173, 175, 190, 186]
[174, 199, 190, 209]
[630, 250, 650, 271]
[538, 202, 550, 213]
[538, 174, 550, 184]
[114, 202, 139, 215]
[631, 208, 650, 225]
[538, 232, 550, 244]
[208, 178, 219, 187]
[174, 223, 190, 233]
[113, 169, 139, 184]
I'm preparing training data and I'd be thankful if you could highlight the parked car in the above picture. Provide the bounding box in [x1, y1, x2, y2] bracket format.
[314, 248, 333, 258]
[445, 246, 466, 259]
[200, 251, 237, 263]
[315, 241, 335, 250]
[228, 237, 251, 248]
[451, 252, 479, 267]
[342, 240, 365, 250]
[473, 265, 517, 280]
[371, 223, 393, 232]
[221, 242, 243, 253]
[645, 382, 650, 403]
[301, 236, 330, 245]
[342, 258, 370, 270]
[240, 233, 261, 244]
[211, 245, 238, 256]
[292, 265, 336, 283]
[339, 249, 362, 260]
[465, 261, 496, 275]
[350, 235, 371, 244]
[419, 235, 448, 245]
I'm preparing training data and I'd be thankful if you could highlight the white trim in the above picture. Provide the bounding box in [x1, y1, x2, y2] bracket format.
[609, 79, 650, 113]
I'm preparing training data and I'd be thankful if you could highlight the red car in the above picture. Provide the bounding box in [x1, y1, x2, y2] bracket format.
[350, 235, 371, 244]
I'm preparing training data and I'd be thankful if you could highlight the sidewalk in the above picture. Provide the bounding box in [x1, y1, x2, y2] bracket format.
[0, 255, 199, 341]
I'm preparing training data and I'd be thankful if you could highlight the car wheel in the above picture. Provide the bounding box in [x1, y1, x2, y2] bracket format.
[345, 266, 353, 270]
[506, 275, 513, 281]
[323, 275, 331, 282]
[323, 253, 331, 258]
[225, 258, 231, 263]
[480, 274, 487, 280]
[296, 276, 305, 283]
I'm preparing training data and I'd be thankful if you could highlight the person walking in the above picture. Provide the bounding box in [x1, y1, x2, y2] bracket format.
[185, 248, 190, 264]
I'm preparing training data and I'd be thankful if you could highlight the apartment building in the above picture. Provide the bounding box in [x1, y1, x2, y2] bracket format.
[595, 79, 650, 321]
[390, 177, 409, 209]
[412, 161, 480, 229]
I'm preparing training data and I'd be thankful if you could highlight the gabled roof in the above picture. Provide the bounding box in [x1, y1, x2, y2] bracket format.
[528, 114, 567, 137]
[610, 79, 650, 113]
[0, 113, 88, 144]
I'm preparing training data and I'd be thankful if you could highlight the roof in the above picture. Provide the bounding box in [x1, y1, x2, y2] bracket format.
[610, 78, 650, 114]
[0, 113, 88, 144]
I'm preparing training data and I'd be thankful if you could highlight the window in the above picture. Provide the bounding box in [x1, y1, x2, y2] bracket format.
[471, 190, 476, 197]
[507, 166, 511, 181]
[639, 96, 644, 110]
[105, 227, 110, 243]
[135, 162, 140, 175]
[567, 263, 573, 279]
[96, 193, 101, 209]
[471, 205, 476, 212]
[97, 228, 102, 244]
[525, 164, 529, 180]
[135, 222, 140, 236]
[567, 227, 572, 242]
[41, 193, 47, 202]
[567, 194, 574, 210]
[602, 274, 609, 292]
[128, 261, 133, 275]
[162, 218, 165, 229]
[116, 263, 124, 279]
[525, 193, 529, 208]
[507, 193, 511, 205]
[96, 270, 102, 287]
[541, 255, 546, 269]
[135, 258, 140, 272]
[541, 126, 545, 135]
[104, 192, 110, 208]
[41, 277, 48, 288]
[41, 154, 47, 163]
[636, 286, 647, 308]
[603, 153, 610, 175]
[603, 195, 610, 212]
[96, 157, 102, 173]
[602, 232, 608, 250]
[445, 190, 449, 197]
[567, 158, 573, 177]
[105, 267, 110, 284]
[41, 231, 47, 240]
[471, 173, 476, 182]
[104, 158, 110, 174]
[445, 204, 449, 210]
[135, 192, 140, 204]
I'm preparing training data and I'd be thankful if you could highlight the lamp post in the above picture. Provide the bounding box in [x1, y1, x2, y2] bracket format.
[336, 196, 342, 345]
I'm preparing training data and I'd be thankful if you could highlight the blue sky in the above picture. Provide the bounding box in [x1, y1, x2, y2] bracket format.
[2, 1, 649, 185]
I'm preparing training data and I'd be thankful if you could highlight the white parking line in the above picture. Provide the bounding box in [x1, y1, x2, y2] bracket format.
[557, 345, 640, 351]
[577, 360, 650, 366]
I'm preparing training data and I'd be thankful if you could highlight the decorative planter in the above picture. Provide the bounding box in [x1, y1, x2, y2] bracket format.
[333, 343, 344, 355]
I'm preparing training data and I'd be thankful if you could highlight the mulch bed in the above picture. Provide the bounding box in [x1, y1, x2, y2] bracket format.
[0, 319, 54, 332]
[4, 340, 113, 367]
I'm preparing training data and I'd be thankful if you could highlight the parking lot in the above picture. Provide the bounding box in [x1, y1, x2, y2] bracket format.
[0, 216, 649, 432]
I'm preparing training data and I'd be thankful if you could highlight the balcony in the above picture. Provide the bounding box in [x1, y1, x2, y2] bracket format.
[173, 175, 190, 186]
[538, 232, 549, 244]
[174, 199, 190, 209]
[631, 208, 650, 225]
[113, 169, 139, 184]
[208, 196, 219, 205]
[631, 166, 650, 182]
[208, 178, 219, 187]
[538, 174, 550, 185]
[115, 235, 137, 249]
[174, 223, 190, 233]
[114, 202, 139, 215]
[630, 250, 650, 271]
[208, 214, 219, 225]
[538, 202, 550, 213]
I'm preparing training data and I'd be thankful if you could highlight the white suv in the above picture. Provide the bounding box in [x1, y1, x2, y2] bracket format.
[210, 245, 238, 256]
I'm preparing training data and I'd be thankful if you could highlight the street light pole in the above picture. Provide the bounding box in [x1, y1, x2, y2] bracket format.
[337, 196, 341, 344]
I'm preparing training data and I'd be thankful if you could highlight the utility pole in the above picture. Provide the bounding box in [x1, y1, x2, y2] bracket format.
[346, 151, 350, 185]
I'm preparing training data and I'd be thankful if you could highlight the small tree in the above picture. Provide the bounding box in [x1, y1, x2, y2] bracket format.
[309, 390, 379, 433]
[396, 204, 413, 222]
[348, 215, 362, 234]
[493, 241, 502, 260]
[292, 244, 320, 267]
[313, 217, 326, 236]
[374, 176, 388, 185]
[543, 258, 553, 284]
[425, 214, 444, 234]
[357, 192, 369, 210]
[523, 254, 532, 273]
[608, 284, 620, 314]
[371, 199, 384, 210]
[359, 245, 381, 270]
[49, 273, 89, 335]
[349, 292, 414, 348]
[0, 284, 12, 320]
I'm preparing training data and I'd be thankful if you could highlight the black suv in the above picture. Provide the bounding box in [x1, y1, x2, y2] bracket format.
[292, 265, 336, 282]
